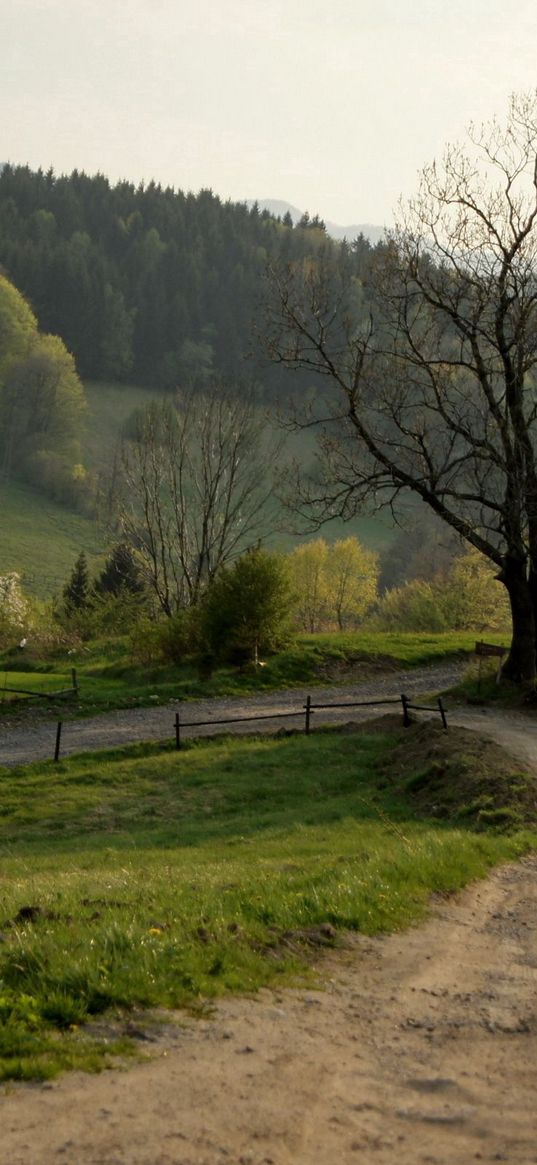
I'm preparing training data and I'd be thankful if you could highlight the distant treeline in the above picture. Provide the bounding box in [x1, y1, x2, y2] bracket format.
[0, 165, 374, 392]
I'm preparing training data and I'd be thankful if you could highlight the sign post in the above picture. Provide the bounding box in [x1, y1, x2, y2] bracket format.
[475, 641, 507, 692]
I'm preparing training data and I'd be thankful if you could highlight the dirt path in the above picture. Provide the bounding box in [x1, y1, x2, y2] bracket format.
[2, 854, 537, 1165]
[0, 661, 464, 766]
[1, 657, 536, 777]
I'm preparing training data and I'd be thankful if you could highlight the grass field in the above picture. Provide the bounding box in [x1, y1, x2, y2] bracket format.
[0, 670, 73, 703]
[82, 381, 158, 471]
[0, 725, 534, 1081]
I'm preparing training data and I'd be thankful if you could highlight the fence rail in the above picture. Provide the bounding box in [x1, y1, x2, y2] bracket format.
[50, 689, 448, 762]
[2, 668, 78, 704]
[171, 692, 448, 753]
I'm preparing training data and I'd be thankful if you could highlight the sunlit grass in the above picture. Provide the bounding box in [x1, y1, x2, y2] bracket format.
[0, 671, 73, 703]
[0, 728, 534, 1080]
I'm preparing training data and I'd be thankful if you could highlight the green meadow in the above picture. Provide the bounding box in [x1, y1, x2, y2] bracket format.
[0, 381, 397, 602]
[0, 482, 104, 596]
[0, 726, 533, 1081]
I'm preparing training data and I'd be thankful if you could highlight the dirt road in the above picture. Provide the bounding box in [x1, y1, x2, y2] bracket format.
[0, 661, 464, 766]
[2, 854, 537, 1164]
[1, 658, 537, 779]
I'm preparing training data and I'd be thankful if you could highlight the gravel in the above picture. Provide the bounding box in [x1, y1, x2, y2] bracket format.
[0, 660, 464, 767]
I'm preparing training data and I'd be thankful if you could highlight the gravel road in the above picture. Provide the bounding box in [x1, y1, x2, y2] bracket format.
[0, 660, 464, 766]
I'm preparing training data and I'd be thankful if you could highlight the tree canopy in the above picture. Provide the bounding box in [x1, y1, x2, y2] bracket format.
[266, 92, 537, 683]
[0, 166, 374, 394]
[288, 536, 378, 631]
[200, 548, 295, 665]
[0, 273, 86, 499]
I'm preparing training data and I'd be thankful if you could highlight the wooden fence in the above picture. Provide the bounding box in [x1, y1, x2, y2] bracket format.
[49, 690, 447, 762]
[1, 668, 78, 703]
[172, 691, 448, 749]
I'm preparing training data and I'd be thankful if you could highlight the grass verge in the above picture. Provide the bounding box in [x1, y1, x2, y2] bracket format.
[0, 725, 534, 1081]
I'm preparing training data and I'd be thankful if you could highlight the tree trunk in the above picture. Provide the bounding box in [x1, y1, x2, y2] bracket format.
[529, 566, 537, 670]
[500, 559, 536, 683]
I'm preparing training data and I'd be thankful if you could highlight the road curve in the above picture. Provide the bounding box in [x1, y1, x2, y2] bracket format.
[0, 660, 464, 767]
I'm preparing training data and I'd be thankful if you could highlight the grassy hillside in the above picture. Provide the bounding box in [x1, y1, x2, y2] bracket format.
[0, 481, 104, 596]
[0, 380, 395, 598]
[82, 380, 157, 471]
[83, 381, 397, 553]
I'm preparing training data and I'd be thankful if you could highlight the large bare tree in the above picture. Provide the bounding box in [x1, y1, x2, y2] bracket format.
[265, 93, 537, 683]
[119, 387, 279, 614]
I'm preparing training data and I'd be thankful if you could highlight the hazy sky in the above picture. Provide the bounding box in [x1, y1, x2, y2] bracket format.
[3, 0, 537, 226]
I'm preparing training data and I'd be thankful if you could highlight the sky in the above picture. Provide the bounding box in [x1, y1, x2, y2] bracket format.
[3, 0, 537, 227]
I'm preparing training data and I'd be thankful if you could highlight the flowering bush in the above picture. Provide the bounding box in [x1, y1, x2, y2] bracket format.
[0, 573, 29, 646]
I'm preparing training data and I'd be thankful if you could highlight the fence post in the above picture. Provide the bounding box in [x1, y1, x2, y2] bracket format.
[400, 693, 411, 728]
[437, 697, 448, 730]
[71, 667, 78, 695]
[304, 695, 312, 736]
[54, 721, 62, 762]
[175, 710, 181, 750]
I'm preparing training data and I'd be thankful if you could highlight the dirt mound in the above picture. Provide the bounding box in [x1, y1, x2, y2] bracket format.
[338, 713, 537, 827]
[373, 717, 537, 827]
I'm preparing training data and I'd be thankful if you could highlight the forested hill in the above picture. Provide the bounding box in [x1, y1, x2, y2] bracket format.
[0, 165, 374, 393]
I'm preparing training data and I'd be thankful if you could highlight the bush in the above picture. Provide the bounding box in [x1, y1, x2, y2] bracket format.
[367, 578, 448, 632]
[369, 549, 511, 633]
[129, 618, 164, 668]
[200, 549, 295, 666]
[129, 608, 200, 668]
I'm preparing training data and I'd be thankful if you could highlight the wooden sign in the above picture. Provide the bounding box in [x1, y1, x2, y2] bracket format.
[475, 641, 507, 658]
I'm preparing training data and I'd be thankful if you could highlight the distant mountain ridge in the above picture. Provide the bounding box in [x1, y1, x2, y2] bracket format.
[248, 198, 385, 245]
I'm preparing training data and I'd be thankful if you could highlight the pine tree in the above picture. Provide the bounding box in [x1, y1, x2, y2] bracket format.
[94, 544, 144, 597]
[63, 552, 90, 610]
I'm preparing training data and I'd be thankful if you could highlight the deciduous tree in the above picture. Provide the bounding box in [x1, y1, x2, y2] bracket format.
[288, 536, 378, 631]
[288, 539, 330, 632]
[1, 333, 86, 483]
[266, 93, 537, 682]
[119, 386, 280, 614]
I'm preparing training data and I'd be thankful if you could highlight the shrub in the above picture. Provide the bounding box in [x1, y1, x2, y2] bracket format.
[200, 549, 295, 666]
[367, 578, 448, 632]
[369, 548, 511, 633]
[129, 609, 200, 668]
